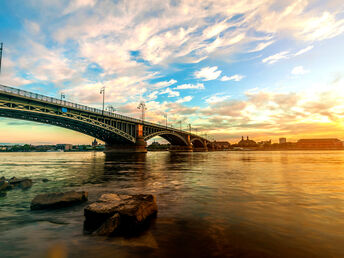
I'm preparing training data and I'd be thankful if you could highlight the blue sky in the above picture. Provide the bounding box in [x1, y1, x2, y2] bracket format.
[0, 0, 344, 144]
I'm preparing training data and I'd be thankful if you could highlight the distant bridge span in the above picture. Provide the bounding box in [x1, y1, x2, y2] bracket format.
[0, 84, 212, 152]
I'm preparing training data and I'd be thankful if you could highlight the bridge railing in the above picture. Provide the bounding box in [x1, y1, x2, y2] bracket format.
[0, 84, 200, 136]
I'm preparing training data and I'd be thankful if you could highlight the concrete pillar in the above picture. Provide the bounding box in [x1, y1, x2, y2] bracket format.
[169, 145, 193, 152]
[104, 138, 147, 153]
[104, 124, 147, 153]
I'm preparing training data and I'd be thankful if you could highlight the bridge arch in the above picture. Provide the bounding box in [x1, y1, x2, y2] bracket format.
[191, 137, 206, 148]
[0, 106, 135, 145]
[144, 131, 188, 146]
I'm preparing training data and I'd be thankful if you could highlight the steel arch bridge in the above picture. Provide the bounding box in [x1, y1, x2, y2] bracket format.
[0, 84, 211, 152]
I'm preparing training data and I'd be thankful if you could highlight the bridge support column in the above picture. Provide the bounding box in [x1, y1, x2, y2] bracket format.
[193, 147, 208, 152]
[207, 143, 215, 151]
[104, 123, 147, 153]
[169, 145, 193, 152]
[104, 137, 147, 153]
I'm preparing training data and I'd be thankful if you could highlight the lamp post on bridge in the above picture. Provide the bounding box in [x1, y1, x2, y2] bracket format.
[188, 123, 191, 134]
[100, 86, 105, 116]
[137, 101, 147, 123]
[0, 42, 3, 75]
[60, 93, 65, 101]
[164, 113, 168, 128]
[178, 120, 182, 130]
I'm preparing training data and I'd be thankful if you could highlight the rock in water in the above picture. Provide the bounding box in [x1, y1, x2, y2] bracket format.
[84, 193, 157, 236]
[94, 213, 121, 236]
[31, 191, 88, 210]
[0, 180, 11, 191]
[8, 178, 33, 189]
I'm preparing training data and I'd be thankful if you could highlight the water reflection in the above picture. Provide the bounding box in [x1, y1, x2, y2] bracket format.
[0, 151, 344, 257]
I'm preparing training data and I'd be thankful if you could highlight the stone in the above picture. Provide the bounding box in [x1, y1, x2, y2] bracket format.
[42, 178, 49, 183]
[31, 191, 88, 210]
[94, 213, 120, 236]
[0, 180, 12, 191]
[84, 193, 157, 236]
[8, 178, 33, 189]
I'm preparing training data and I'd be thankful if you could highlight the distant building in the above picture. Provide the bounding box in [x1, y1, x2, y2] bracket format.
[296, 138, 343, 150]
[92, 139, 98, 147]
[279, 138, 287, 144]
[258, 140, 271, 146]
[56, 144, 73, 151]
[213, 141, 230, 150]
[238, 136, 257, 147]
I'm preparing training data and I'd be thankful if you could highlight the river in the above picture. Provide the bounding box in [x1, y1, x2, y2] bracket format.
[0, 151, 344, 257]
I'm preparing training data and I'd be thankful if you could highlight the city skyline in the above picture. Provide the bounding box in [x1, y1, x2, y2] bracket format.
[1, 0, 344, 144]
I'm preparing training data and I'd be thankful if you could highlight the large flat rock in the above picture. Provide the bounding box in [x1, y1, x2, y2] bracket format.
[84, 193, 157, 236]
[31, 191, 88, 210]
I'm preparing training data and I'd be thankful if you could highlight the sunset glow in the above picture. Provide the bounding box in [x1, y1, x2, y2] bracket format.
[0, 0, 343, 144]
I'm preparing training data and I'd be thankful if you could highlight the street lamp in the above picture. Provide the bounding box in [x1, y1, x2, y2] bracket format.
[164, 113, 168, 128]
[137, 101, 147, 123]
[100, 86, 105, 116]
[188, 123, 191, 134]
[0, 42, 3, 74]
[60, 93, 65, 101]
[178, 120, 182, 130]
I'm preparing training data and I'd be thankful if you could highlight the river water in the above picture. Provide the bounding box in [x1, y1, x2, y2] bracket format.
[0, 151, 344, 257]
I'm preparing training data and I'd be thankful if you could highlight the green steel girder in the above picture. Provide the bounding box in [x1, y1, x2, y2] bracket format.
[0, 97, 136, 143]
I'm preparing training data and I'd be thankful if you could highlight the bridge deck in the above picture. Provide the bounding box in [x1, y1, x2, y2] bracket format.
[0, 84, 203, 140]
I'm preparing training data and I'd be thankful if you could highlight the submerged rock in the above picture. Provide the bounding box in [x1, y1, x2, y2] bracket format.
[42, 178, 49, 183]
[8, 177, 33, 189]
[0, 180, 11, 191]
[84, 193, 157, 236]
[31, 191, 88, 210]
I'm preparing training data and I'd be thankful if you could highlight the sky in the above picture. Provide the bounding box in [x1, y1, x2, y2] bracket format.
[0, 0, 344, 145]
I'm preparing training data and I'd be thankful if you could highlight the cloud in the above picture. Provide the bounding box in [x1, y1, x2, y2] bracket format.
[174, 83, 205, 90]
[159, 88, 179, 97]
[220, 74, 244, 82]
[63, 0, 97, 14]
[147, 91, 158, 100]
[205, 94, 231, 104]
[152, 79, 177, 89]
[294, 45, 314, 56]
[291, 66, 309, 75]
[176, 96, 193, 103]
[248, 40, 275, 52]
[262, 45, 314, 65]
[195, 81, 344, 141]
[262, 51, 289, 64]
[256, 1, 344, 42]
[194, 66, 222, 81]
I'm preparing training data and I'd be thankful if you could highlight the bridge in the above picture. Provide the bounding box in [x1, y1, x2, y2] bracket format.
[0, 84, 215, 153]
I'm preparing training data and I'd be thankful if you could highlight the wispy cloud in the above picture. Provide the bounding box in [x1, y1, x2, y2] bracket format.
[294, 45, 314, 56]
[194, 66, 222, 81]
[159, 88, 179, 97]
[291, 66, 309, 75]
[174, 83, 205, 90]
[205, 94, 231, 104]
[153, 79, 177, 89]
[176, 96, 193, 103]
[262, 51, 289, 64]
[220, 74, 244, 82]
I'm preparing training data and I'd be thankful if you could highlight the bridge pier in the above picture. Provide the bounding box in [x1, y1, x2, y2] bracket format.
[169, 145, 193, 152]
[193, 147, 208, 152]
[104, 136, 147, 153]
